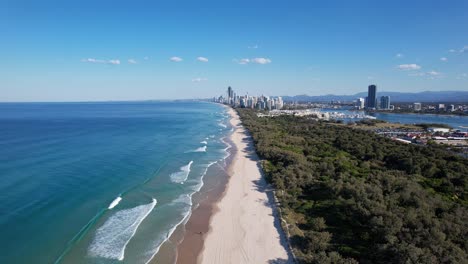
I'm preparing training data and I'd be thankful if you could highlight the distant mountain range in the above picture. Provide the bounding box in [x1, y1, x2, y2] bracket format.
[281, 91, 468, 103]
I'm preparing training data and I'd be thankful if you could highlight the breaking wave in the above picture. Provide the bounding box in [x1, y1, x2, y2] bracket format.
[170, 161, 193, 184]
[108, 196, 122, 209]
[185, 146, 207, 153]
[88, 199, 157, 261]
[218, 122, 227, 128]
[144, 195, 193, 264]
[196, 146, 207, 152]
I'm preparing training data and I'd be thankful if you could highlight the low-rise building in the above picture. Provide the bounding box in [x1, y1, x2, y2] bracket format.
[427, 127, 451, 133]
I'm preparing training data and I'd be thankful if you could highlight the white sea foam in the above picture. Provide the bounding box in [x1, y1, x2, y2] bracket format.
[219, 137, 232, 159]
[194, 146, 207, 152]
[88, 199, 157, 261]
[170, 161, 193, 184]
[144, 194, 196, 264]
[172, 193, 192, 206]
[200, 140, 208, 145]
[185, 145, 207, 153]
[108, 196, 122, 209]
[191, 161, 218, 192]
[218, 122, 227, 128]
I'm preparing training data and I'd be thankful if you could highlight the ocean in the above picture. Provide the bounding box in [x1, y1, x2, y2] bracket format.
[0, 101, 231, 264]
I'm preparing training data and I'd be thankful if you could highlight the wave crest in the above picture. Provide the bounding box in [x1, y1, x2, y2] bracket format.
[108, 196, 122, 209]
[170, 161, 193, 184]
[88, 199, 157, 260]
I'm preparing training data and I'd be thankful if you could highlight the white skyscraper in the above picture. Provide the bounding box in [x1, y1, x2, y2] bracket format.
[356, 98, 365, 109]
[414, 103, 422, 111]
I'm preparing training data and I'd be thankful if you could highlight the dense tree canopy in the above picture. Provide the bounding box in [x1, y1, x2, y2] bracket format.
[237, 109, 468, 264]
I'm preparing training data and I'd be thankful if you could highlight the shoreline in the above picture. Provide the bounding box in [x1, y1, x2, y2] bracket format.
[171, 105, 235, 263]
[148, 104, 234, 264]
[193, 106, 292, 263]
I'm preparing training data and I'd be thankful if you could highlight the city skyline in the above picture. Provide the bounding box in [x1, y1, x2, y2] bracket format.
[2, 0, 468, 102]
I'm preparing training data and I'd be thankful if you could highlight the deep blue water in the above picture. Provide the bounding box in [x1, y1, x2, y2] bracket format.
[0, 101, 230, 264]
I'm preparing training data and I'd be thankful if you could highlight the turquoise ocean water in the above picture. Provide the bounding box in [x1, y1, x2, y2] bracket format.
[0, 101, 231, 264]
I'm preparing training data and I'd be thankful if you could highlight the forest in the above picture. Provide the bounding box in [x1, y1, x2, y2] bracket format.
[236, 109, 468, 264]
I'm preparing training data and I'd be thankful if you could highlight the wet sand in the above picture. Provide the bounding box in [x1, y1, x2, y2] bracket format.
[175, 105, 292, 264]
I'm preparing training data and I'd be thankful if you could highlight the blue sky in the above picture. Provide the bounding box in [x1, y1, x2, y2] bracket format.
[1, 0, 467, 101]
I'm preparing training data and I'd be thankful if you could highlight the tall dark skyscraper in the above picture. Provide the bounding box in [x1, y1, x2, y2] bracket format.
[227, 86, 233, 100]
[367, 85, 377, 108]
[380, 96, 390, 109]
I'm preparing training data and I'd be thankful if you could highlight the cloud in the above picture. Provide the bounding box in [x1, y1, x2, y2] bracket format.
[81, 58, 120, 65]
[248, 44, 259, 49]
[192, 77, 208, 82]
[408, 72, 425, 77]
[408, 71, 442, 79]
[196, 57, 209, 62]
[396, 53, 404, 58]
[397, 64, 421, 70]
[234, 57, 272, 65]
[456, 73, 467, 79]
[143, 56, 149, 60]
[440, 57, 448, 62]
[82, 58, 105, 63]
[449, 45, 468, 53]
[427, 71, 442, 79]
[251, 57, 272, 64]
[236, 58, 250, 65]
[170, 56, 183, 62]
[128, 59, 137, 64]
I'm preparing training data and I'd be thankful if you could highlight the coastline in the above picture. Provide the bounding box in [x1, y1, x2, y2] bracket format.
[194, 106, 291, 263]
[150, 104, 234, 264]
[172, 140, 233, 263]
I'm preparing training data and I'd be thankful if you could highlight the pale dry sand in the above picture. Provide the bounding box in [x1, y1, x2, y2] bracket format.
[199, 107, 292, 264]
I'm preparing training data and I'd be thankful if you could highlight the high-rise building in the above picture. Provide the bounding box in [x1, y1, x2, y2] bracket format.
[227, 86, 234, 104]
[240, 97, 246, 108]
[366, 85, 377, 108]
[267, 99, 273, 110]
[380, 96, 390, 110]
[356, 98, 365, 109]
[275, 97, 284, 110]
[414, 103, 422, 111]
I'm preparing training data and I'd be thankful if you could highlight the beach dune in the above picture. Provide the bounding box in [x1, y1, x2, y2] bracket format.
[199, 107, 292, 264]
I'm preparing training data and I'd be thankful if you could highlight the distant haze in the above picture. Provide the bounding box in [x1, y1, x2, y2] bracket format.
[1, 1, 468, 101]
[281, 91, 468, 103]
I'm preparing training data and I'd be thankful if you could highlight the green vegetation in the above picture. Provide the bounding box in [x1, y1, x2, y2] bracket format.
[237, 109, 468, 264]
[415, 123, 453, 130]
[355, 119, 387, 126]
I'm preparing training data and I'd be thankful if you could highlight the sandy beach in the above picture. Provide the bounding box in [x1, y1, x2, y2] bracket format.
[198, 107, 292, 264]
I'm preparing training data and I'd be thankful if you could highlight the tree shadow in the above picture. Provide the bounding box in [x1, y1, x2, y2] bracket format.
[229, 121, 296, 263]
[236, 129, 295, 263]
[267, 258, 290, 264]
